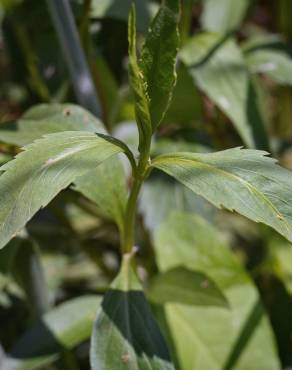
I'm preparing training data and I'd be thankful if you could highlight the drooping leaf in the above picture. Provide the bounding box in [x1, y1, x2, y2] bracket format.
[73, 156, 127, 236]
[3, 296, 101, 370]
[128, 5, 152, 151]
[0, 104, 129, 232]
[152, 147, 292, 242]
[1, 237, 50, 317]
[0, 104, 105, 146]
[147, 266, 229, 308]
[140, 0, 180, 129]
[11, 237, 50, 317]
[201, 0, 250, 33]
[90, 254, 175, 370]
[140, 170, 216, 233]
[180, 33, 269, 149]
[0, 131, 124, 249]
[154, 212, 281, 370]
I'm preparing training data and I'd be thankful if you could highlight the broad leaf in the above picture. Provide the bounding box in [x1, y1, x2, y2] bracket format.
[73, 156, 127, 236]
[0, 104, 105, 146]
[0, 131, 123, 249]
[140, 0, 179, 129]
[147, 266, 229, 308]
[0, 104, 128, 231]
[128, 6, 152, 151]
[3, 296, 101, 370]
[90, 254, 175, 370]
[201, 0, 250, 33]
[154, 212, 281, 370]
[152, 147, 292, 243]
[180, 33, 269, 149]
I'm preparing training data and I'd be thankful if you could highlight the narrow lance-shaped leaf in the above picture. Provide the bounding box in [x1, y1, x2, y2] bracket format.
[128, 5, 152, 152]
[140, 0, 180, 129]
[147, 266, 229, 308]
[90, 253, 175, 370]
[3, 296, 101, 370]
[152, 148, 292, 242]
[0, 131, 124, 250]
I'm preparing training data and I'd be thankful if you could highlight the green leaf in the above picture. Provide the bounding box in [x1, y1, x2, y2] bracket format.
[11, 237, 50, 317]
[162, 65, 203, 126]
[0, 237, 50, 316]
[3, 295, 101, 370]
[73, 156, 127, 236]
[0, 104, 129, 232]
[154, 212, 281, 370]
[140, 0, 180, 129]
[180, 33, 269, 149]
[201, 0, 250, 33]
[0, 104, 105, 146]
[140, 169, 216, 233]
[244, 46, 292, 86]
[0, 131, 124, 249]
[152, 147, 292, 243]
[147, 266, 229, 308]
[90, 0, 158, 33]
[90, 254, 175, 370]
[128, 5, 152, 151]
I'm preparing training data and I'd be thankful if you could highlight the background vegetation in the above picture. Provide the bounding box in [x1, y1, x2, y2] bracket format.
[1, 0, 292, 369]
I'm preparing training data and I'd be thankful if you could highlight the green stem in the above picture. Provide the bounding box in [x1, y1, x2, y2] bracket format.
[180, 0, 193, 46]
[122, 140, 151, 253]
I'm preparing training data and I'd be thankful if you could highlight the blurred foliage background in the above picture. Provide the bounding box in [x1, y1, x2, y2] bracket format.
[1, 0, 292, 369]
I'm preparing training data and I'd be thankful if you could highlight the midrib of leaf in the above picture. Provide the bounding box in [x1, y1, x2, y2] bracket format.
[0, 143, 112, 235]
[152, 156, 290, 230]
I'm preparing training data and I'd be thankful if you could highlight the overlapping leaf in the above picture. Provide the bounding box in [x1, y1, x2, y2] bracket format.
[147, 266, 229, 307]
[3, 296, 101, 370]
[0, 131, 123, 249]
[0, 104, 105, 146]
[180, 33, 269, 149]
[201, 0, 250, 33]
[244, 46, 292, 86]
[90, 0, 158, 32]
[90, 254, 175, 370]
[0, 104, 128, 231]
[152, 147, 292, 242]
[73, 156, 127, 236]
[154, 212, 280, 370]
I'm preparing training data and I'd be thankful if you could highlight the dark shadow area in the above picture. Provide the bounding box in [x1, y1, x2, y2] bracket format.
[223, 299, 264, 370]
[101, 289, 171, 361]
[10, 319, 65, 359]
[257, 274, 292, 368]
[247, 80, 271, 151]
